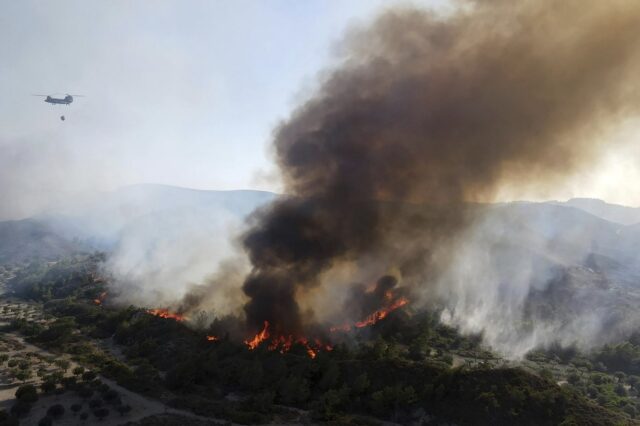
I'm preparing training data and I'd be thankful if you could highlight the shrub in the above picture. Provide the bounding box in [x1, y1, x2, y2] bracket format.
[10, 401, 32, 418]
[40, 380, 56, 393]
[103, 389, 119, 402]
[82, 371, 97, 381]
[0, 409, 19, 426]
[62, 376, 77, 390]
[116, 404, 132, 416]
[47, 403, 65, 418]
[77, 386, 94, 399]
[38, 416, 53, 426]
[93, 407, 109, 420]
[15, 384, 38, 403]
[89, 398, 103, 409]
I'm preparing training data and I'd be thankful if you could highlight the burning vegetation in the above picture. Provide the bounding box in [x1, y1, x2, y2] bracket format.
[128, 0, 640, 365]
[243, 320, 332, 359]
[147, 308, 187, 322]
[235, 0, 640, 348]
[93, 291, 108, 306]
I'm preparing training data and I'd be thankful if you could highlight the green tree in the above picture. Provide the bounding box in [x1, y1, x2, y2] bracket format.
[15, 384, 38, 403]
[46, 404, 65, 419]
[353, 372, 370, 395]
[13, 369, 32, 383]
[82, 371, 97, 382]
[10, 401, 32, 418]
[62, 376, 77, 390]
[318, 360, 340, 391]
[371, 385, 417, 420]
[279, 376, 310, 404]
[38, 416, 53, 426]
[55, 359, 70, 372]
[41, 380, 56, 394]
[567, 372, 581, 385]
[614, 383, 627, 397]
[318, 386, 350, 418]
[93, 407, 109, 421]
[116, 405, 132, 417]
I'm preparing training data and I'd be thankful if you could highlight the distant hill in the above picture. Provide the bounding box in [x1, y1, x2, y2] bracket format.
[1, 186, 639, 321]
[0, 219, 87, 263]
[0, 185, 277, 267]
[551, 197, 640, 226]
[37, 184, 278, 247]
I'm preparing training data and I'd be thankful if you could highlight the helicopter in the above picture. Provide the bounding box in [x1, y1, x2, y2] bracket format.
[32, 93, 84, 121]
[32, 93, 84, 105]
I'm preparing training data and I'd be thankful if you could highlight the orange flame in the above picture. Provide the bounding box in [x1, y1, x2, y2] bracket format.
[147, 308, 187, 322]
[355, 297, 408, 328]
[329, 323, 352, 333]
[331, 296, 409, 332]
[244, 295, 409, 357]
[244, 321, 331, 358]
[93, 291, 108, 305]
[245, 321, 270, 349]
[206, 335, 219, 341]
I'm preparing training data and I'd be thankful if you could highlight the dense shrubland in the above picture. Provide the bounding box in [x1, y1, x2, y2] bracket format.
[2, 256, 638, 425]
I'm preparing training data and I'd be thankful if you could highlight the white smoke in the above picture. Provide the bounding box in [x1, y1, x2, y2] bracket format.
[432, 204, 640, 358]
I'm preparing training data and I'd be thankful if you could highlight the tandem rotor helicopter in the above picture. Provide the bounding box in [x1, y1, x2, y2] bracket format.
[32, 93, 85, 121]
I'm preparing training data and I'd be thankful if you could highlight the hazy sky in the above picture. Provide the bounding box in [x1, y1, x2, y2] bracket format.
[1, 0, 639, 220]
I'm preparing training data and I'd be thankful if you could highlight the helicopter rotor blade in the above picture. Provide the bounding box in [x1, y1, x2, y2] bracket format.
[31, 94, 48, 97]
[66, 94, 85, 97]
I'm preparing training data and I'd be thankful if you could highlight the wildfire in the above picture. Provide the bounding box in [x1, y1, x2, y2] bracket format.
[244, 321, 331, 359]
[330, 296, 409, 332]
[147, 308, 187, 322]
[245, 321, 270, 350]
[244, 293, 409, 358]
[93, 291, 108, 305]
[355, 297, 409, 328]
[206, 335, 219, 341]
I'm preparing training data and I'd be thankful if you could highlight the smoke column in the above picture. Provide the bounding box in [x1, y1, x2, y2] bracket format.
[241, 0, 640, 336]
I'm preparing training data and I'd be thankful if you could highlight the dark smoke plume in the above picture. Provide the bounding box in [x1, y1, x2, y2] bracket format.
[242, 0, 640, 335]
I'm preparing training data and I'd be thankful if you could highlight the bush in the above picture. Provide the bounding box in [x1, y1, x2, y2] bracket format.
[623, 404, 637, 418]
[38, 416, 53, 426]
[89, 399, 103, 409]
[93, 407, 109, 420]
[82, 371, 97, 382]
[614, 383, 627, 397]
[10, 401, 32, 418]
[0, 409, 19, 426]
[71, 403, 83, 414]
[116, 404, 132, 416]
[567, 373, 581, 385]
[40, 380, 56, 393]
[103, 389, 119, 402]
[47, 403, 65, 418]
[80, 412, 89, 420]
[61, 376, 77, 390]
[15, 384, 38, 403]
[77, 386, 94, 399]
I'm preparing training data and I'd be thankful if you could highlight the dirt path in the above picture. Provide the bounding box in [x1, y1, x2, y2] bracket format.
[0, 332, 235, 425]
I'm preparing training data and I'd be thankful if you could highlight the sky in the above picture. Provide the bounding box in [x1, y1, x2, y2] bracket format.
[0, 0, 639, 220]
